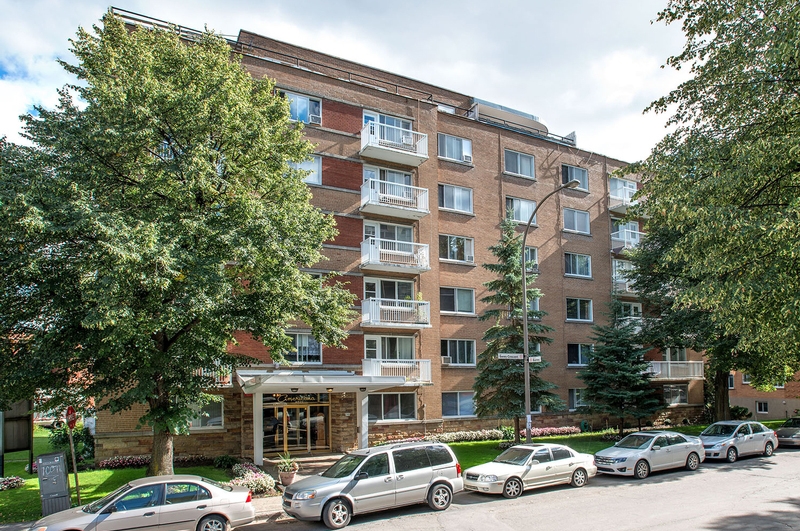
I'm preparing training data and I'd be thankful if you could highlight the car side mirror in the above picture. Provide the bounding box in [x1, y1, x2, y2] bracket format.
[651, 445, 661, 451]
[102, 505, 118, 514]
[529, 460, 539, 465]
[355, 471, 369, 481]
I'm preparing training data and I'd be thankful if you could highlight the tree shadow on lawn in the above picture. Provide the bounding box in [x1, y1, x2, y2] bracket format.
[702, 497, 800, 531]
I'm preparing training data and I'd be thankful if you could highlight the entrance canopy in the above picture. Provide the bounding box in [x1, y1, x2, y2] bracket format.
[236, 369, 405, 394]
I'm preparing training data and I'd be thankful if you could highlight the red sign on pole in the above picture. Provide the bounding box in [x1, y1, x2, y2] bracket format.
[66, 406, 77, 430]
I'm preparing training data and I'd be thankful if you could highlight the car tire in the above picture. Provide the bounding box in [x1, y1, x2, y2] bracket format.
[197, 515, 228, 531]
[726, 447, 738, 463]
[502, 477, 523, 499]
[570, 468, 588, 487]
[763, 442, 774, 457]
[634, 460, 650, 480]
[428, 483, 453, 510]
[685, 452, 700, 471]
[322, 499, 352, 530]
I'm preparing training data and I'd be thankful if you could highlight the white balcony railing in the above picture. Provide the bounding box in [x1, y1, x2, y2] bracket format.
[362, 358, 432, 385]
[611, 229, 644, 249]
[647, 361, 704, 380]
[361, 298, 431, 328]
[360, 179, 429, 219]
[196, 366, 234, 388]
[360, 122, 428, 167]
[361, 237, 430, 273]
[613, 278, 636, 293]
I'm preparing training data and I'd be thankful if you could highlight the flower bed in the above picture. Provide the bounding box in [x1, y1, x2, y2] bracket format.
[228, 462, 276, 495]
[0, 476, 25, 491]
[97, 454, 212, 470]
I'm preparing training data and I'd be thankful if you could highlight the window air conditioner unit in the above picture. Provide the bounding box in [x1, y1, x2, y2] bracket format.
[466, 255, 474, 263]
[463, 154, 473, 163]
[309, 114, 321, 125]
[441, 356, 452, 365]
[401, 134, 414, 145]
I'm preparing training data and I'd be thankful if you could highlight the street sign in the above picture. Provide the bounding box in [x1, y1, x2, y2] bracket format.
[498, 353, 524, 360]
[66, 406, 77, 430]
[528, 356, 542, 363]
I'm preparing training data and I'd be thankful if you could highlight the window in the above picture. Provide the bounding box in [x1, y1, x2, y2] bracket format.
[438, 184, 473, 214]
[364, 278, 414, 301]
[363, 166, 412, 187]
[567, 344, 592, 366]
[609, 177, 637, 201]
[612, 219, 640, 244]
[287, 333, 322, 364]
[393, 447, 430, 472]
[663, 384, 688, 405]
[552, 447, 574, 461]
[364, 336, 414, 360]
[442, 391, 475, 417]
[613, 260, 634, 281]
[524, 246, 538, 272]
[568, 389, 587, 410]
[666, 433, 687, 445]
[439, 235, 474, 263]
[438, 133, 473, 162]
[504, 150, 535, 179]
[742, 373, 751, 385]
[166, 483, 211, 504]
[440, 287, 475, 314]
[562, 164, 588, 190]
[368, 393, 416, 421]
[564, 253, 591, 277]
[190, 400, 223, 429]
[506, 197, 537, 223]
[116, 485, 164, 510]
[533, 448, 552, 462]
[364, 221, 413, 244]
[663, 347, 687, 362]
[563, 208, 590, 234]
[359, 454, 389, 477]
[566, 298, 592, 321]
[728, 374, 735, 389]
[281, 91, 321, 124]
[441, 340, 476, 365]
[620, 302, 643, 319]
[289, 155, 321, 185]
[775, 382, 785, 389]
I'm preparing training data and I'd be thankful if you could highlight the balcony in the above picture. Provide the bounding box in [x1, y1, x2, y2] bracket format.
[647, 361, 704, 380]
[361, 238, 430, 274]
[362, 358, 432, 386]
[609, 190, 638, 216]
[197, 366, 234, 388]
[360, 179, 429, 220]
[613, 278, 637, 294]
[611, 229, 644, 251]
[360, 122, 428, 167]
[361, 298, 431, 329]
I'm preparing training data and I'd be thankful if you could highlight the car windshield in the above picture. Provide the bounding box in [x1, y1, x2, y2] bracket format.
[782, 418, 800, 428]
[493, 447, 534, 465]
[701, 424, 737, 436]
[84, 484, 132, 514]
[322, 454, 367, 478]
[615, 434, 654, 449]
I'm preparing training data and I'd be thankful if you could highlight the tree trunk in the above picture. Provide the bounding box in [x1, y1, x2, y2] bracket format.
[713, 369, 731, 421]
[619, 417, 625, 438]
[147, 428, 174, 476]
[513, 416, 520, 444]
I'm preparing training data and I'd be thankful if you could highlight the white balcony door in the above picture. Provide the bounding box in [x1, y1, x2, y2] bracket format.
[364, 221, 414, 257]
[365, 278, 414, 301]
[364, 111, 412, 145]
[365, 335, 414, 360]
[613, 219, 640, 244]
[364, 166, 413, 203]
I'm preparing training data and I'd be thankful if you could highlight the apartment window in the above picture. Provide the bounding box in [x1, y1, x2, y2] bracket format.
[438, 133, 473, 163]
[438, 184, 473, 214]
[563, 208, 590, 234]
[190, 400, 223, 429]
[280, 91, 321, 124]
[364, 278, 414, 301]
[612, 219, 641, 244]
[609, 177, 637, 200]
[566, 298, 592, 321]
[440, 287, 475, 314]
[567, 344, 592, 366]
[568, 389, 587, 410]
[287, 333, 322, 364]
[664, 384, 688, 405]
[742, 373, 751, 385]
[621, 302, 643, 319]
[504, 149, 535, 179]
[439, 235, 474, 263]
[613, 259, 634, 281]
[289, 155, 321, 185]
[562, 164, 588, 190]
[441, 339, 476, 365]
[775, 382, 785, 389]
[442, 391, 475, 417]
[564, 253, 591, 277]
[524, 246, 538, 272]
[364, 336, 414, 360]
[506, 197, 537, 224]
[364, 221, 413, 245]
[728, 374, 735, 389]
[363, 166, 412, 187]
[756, 401, 769, 414]
[663, 347, 687, 362]
[368, 393, 416, 421]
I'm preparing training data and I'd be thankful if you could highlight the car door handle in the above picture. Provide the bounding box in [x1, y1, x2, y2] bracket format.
[546, 466, 552, 470]
[569, 463, 575, 467]
[144, 512, 155, 517]
[384, 477, 393, 483]
[397, 474, 404, 480]
[197, 505, 207, 509]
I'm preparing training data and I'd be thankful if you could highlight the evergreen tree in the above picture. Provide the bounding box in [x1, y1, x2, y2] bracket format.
[474, 218, 562, 441]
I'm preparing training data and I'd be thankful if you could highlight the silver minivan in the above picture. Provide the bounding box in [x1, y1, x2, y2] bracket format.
[282, 442, 464, 529]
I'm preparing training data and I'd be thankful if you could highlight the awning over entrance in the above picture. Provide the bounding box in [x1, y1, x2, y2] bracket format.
[236, 369, 405, 394]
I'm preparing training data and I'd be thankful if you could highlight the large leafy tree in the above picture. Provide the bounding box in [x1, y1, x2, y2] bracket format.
[0, 13, 355, 475]
[473, 218, 561, 441]
[629, 0, 800, 386]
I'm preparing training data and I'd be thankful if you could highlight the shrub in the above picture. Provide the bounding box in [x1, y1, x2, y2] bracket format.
[730, 406, 752, 420]
[25, 462, 38, 474]
[214, 455, 239, 469]
[0, 476, 25, 491]
[518, 426, 582, 438]
[48, 426, 95, 460]
[229, 472, 275, 494]
[98, 455, 151, 469]
[232, 462, 263, 478]
[174, 455, 213, 467]
[499, 426, 515, 440]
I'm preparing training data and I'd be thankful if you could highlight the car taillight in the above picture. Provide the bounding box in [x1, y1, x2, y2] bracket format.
[456, 462, 462, 475]
[246, 490, 252, 503]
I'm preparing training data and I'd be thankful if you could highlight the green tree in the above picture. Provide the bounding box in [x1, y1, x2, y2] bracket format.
[0, 13, 355, 475]
[629, 0, 800, 385]
[579, 301, 663, 437]
[473, 218, 561, 441]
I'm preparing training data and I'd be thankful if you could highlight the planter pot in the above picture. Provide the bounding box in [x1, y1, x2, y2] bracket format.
[279, 471, 297, 486]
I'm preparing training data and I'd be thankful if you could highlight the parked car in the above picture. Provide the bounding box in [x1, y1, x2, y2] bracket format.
[776, 417, 800, 448]
[463, 443, 597, 498]
[28, 475, 255, 531]
[700, 420, 778, 462]
[594, 430, 704, 479]
[282, 442, 463, 529]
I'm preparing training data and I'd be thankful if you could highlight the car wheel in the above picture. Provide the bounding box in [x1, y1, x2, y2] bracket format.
[763, 442, 774, 457]
[726, 447, 738, 463]
[197, 515, 228, 531]
[322, 499, 352, 530]
[570, 468, 588, 487]
[634, 460, 650, 480]
[502, 478, 523, 499]
[428, 483, 453, 510]
[685, 452, 700, 471]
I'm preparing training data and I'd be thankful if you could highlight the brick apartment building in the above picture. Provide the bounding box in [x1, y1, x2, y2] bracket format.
[728, 371, 800, 421]
[95, 10, 706, 463]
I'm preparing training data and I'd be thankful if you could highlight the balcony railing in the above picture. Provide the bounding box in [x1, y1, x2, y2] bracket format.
[647, 361, 704, 380]
[196, 366, 234, 388]
[361, 238, 430, 273]
[611, 229, 644, 250]
[613, 278, 636, 294]
[360, 122, 428, 167]
[361, 298, 431, 328]
[609, 190, 638, 215]
[362, 358, 432, 385]
[360, 179, 429, 219]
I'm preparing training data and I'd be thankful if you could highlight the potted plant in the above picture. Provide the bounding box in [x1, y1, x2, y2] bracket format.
[276, 452, 299, 485]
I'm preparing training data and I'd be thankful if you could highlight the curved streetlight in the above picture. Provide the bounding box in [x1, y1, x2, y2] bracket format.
[521, 178, 581, 442]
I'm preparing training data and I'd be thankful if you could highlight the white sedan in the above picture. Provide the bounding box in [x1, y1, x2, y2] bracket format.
[463, 443, 597, 498]
[594, 431, 704, 479]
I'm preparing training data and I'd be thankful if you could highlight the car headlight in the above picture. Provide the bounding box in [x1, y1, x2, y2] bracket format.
[792, 434, 800, 438]
[293, 490, 316, 500]
[478, 474, 498, 482]
[611, 457, 628, 464]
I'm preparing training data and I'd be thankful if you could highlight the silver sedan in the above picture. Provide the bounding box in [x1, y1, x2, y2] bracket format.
[700, 420, 778, 461]
[594, 431, 704, 479]
[775, 417, 800, 448]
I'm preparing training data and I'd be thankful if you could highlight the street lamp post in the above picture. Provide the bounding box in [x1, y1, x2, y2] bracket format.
[521, 178, 581, 443]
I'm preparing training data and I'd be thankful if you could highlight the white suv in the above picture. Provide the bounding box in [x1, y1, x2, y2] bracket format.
[283, 442, 464, 529]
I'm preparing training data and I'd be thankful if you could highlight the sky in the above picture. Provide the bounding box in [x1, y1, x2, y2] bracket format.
[0, 0, 689, 163]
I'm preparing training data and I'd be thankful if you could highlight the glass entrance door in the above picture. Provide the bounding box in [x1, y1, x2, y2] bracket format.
[284, 406, 307, 452]
[262, 401, 330, 455]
